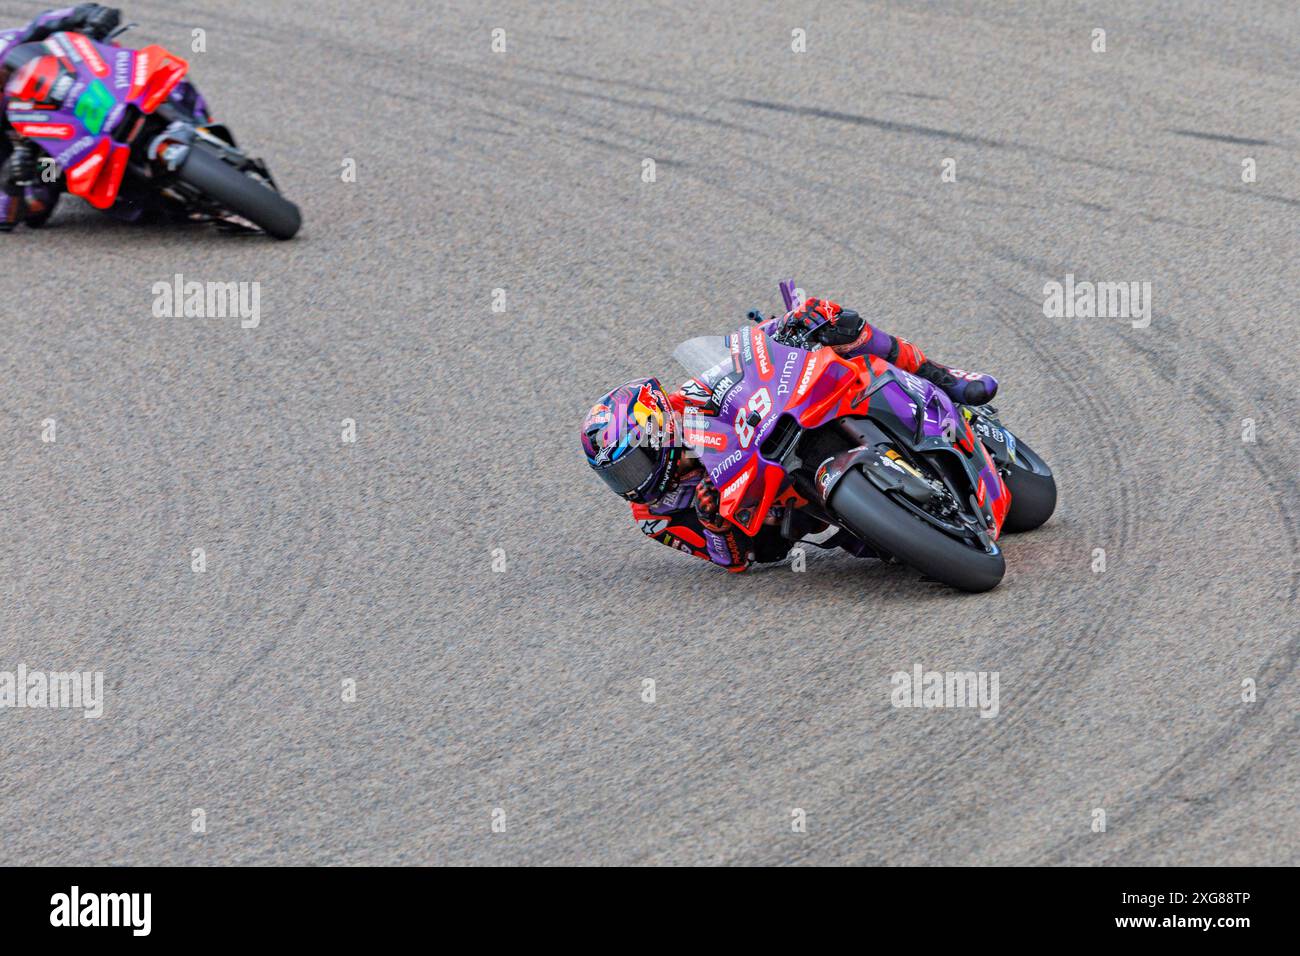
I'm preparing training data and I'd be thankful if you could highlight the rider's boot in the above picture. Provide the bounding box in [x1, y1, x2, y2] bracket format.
[916, 359, 998, 406]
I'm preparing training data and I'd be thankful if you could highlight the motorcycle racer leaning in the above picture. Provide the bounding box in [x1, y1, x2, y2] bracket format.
[581, 297, 1000, 572]
[0, 4, 122, 230]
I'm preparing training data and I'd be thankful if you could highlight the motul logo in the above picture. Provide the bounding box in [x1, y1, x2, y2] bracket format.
[794, 353, 822, 400]
[133, 52, 149, 92]
[722, 468, 751, 501]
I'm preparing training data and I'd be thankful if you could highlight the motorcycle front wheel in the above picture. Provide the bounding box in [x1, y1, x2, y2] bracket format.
[175, 142, 301, 240]
[1001, 439, 1056, 533]
[828, 468, 1006, 593]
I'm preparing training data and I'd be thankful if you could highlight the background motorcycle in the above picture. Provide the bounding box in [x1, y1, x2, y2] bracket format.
[672, 280, 1056, 591]
[3, 23, 300, 238]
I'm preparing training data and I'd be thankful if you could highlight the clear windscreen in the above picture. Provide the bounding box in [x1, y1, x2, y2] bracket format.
[671, 335, 732, 387]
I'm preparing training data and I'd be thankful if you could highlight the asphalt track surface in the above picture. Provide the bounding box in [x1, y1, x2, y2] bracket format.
[1, 1, 1297, 866]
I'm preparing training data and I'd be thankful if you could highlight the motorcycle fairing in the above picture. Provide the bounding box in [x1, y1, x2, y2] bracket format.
[127, 44, 188, 112]
[685, 326, 871, 536]
[4, 33, 188, 209]
[681, 324, 1010, 539]
[849, 359, 1010, 536]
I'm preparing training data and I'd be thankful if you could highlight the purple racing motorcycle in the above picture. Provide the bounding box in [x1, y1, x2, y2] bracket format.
[2, 20, 300, 237]
[671, 280, 1057, 591]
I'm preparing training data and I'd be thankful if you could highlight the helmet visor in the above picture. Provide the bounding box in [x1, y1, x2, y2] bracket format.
[594, 440, 660, 498]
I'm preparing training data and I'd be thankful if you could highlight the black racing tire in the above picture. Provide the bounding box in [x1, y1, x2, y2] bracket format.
[828, 469, 1005, 593]
[1001, 439, 1057, 533]
[175, 142, 301, 239]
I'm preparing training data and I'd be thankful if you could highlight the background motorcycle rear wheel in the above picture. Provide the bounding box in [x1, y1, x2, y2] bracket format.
[176, 142, 302, 240]
[828, 468, 1006, 592]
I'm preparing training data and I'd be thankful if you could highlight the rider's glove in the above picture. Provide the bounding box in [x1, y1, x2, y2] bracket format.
[779, 297, 866, 347]
[69, 4, 121, 40]
[2, 144, 37, 232]
[815, 305, 865, 347]
[693, 476, 728, 532]
[3, 141, 38, 188]
[0, 142, 59, 232]
[694, 476, 752, 570]
[9, 4, 121, 50]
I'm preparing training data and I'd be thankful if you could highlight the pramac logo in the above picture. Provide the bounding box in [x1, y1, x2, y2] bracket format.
[12, 122, 74, 140]
[751, 328, 773, 380]
[684, 428, 727, 451]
